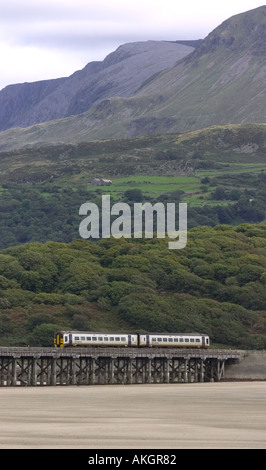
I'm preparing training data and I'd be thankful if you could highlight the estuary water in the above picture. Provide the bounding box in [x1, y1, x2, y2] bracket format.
[0, 381, 265, 449]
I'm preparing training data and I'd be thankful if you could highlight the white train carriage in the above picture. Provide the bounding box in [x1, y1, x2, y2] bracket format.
[138, 333, 210, 348]
[54, 331, 138, 348]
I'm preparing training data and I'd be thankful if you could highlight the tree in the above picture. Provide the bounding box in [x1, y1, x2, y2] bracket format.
[211, 186, 226, 200]
[28, 323, 57, 347]
[124, 189, 143, 202]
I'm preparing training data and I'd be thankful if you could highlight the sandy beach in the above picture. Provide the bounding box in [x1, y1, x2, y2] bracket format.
[0, 381, 265, 449]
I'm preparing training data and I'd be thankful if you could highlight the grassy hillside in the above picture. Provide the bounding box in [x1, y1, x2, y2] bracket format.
[0, 224, 266, 349]
[0, 123, 265, 180]
[0, 124, 265, 249]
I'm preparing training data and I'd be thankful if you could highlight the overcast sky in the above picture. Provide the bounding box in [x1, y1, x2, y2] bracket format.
[0, 0, 264, 90]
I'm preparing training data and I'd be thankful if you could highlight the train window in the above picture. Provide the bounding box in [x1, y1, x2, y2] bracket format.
[115, 337, 121, 341]
[185, 338, 189, 342]
[196, 339, 200, 343]
[92, 337, 97, 341]
[190, 339, 195, 342]
[152, 338, 156, 342]
[163, 338, 167, 342]
[104, 337, 108, 341]
[81, 336, 85, 341]
[74, 336, 79, 341]
[64, 336, 68, 342]
[121, 337, 126, 341]
[157, 338, 162, 342]
[110, 337, 114, 341]
[174, 338, 179, 342]
[98, 337, 103, 341]
[168, 338, 173, 342]
[179, 338, 183, 342]
[86, 337, 91, 341]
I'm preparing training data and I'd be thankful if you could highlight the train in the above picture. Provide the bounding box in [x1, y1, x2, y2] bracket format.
[54, 331, 210, 348]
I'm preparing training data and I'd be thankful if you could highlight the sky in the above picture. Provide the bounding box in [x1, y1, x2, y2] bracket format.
[0, 0, 264, 91]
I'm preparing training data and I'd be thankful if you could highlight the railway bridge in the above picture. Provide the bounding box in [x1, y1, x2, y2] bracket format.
[0, 347, 243, 387]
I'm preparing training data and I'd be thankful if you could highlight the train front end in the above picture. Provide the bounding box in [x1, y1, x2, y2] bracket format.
[54, 332, 65, 348]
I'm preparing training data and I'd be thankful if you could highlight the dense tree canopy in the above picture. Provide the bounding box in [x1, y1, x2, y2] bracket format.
[0, 223, 266, 348]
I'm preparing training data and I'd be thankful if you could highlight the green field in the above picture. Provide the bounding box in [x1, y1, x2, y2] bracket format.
[88, 175, 200, 198]
[86, 163, 266, 205]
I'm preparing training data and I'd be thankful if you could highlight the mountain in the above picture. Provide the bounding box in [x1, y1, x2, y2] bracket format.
[0, 41, 194, 131]
[0, 6, 265, 150]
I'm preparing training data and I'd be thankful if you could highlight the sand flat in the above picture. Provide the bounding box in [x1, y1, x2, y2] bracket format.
[0, 382, 266, 449]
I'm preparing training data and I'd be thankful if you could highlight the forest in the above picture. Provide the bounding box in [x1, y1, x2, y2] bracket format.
[0, 223, 266, 349]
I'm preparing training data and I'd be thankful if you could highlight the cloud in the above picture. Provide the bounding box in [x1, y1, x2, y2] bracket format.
[1, 0, 262, 50]
[0, 0, 210, 50]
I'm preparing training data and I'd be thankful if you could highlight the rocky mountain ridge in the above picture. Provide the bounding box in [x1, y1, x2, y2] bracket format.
[0, 41, 194, 131]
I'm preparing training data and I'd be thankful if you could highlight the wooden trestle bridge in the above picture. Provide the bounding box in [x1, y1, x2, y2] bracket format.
[0, 347, 243, 387]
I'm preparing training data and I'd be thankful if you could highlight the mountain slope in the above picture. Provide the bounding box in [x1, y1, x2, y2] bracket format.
[0, 41, 194, 131]
[0, 6, 265, 149]
[0, 123, 265, 181]
[131, 5, 266, 132]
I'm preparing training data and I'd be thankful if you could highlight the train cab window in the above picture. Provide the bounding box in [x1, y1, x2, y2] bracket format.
[86, 337, 91, 341]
